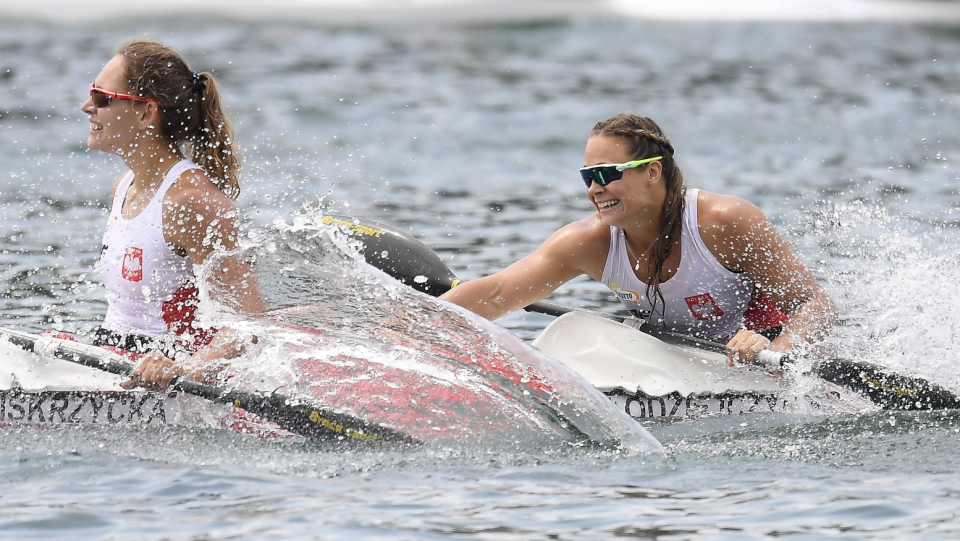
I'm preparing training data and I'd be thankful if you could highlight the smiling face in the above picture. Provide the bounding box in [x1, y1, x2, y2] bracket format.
[80, 55, 148, 156]
[583, 135, 664, 229]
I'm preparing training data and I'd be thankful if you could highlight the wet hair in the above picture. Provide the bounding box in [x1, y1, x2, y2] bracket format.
[591, 114, 686, 320]
[117, 39, 240, 200]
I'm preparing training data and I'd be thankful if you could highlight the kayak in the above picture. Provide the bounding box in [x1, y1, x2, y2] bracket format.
[532, 311, 874, 421]
[0, 309, 854, 438]
[0, 307, 659, 448]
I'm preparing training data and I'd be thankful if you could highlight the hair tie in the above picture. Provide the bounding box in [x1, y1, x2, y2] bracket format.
[192, 70, 206, 94]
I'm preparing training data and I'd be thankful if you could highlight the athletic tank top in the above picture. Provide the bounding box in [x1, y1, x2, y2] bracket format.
[600, 188, 756, 340]
[98, 159, 206, 343]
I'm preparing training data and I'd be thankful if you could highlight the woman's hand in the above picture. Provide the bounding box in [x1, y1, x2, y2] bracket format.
[725, 329, 771, 366]
[120, 351, 184, 390]
[117, 328, 255, 391]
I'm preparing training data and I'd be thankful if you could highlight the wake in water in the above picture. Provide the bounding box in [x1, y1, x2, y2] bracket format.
[808, 200, 960, 393]
[188, 205, 659, 450]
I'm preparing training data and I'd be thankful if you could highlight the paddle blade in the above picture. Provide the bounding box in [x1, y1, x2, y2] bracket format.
[323, 215, 458, 296]
[813, 359, 960, 411]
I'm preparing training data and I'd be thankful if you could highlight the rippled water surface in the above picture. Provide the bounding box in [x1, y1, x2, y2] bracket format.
[3, 12, 960, 540]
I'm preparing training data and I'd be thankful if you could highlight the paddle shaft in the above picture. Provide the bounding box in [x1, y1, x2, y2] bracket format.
[0, 328, 418, 444]
[336, 215, 960, 412]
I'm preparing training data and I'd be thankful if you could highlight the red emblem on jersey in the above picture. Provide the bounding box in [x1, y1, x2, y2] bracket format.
[122, 247, 143, 282]
[685, 293, 723, 320]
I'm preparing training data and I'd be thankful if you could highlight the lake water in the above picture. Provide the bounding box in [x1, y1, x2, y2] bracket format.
[3, 8, 960, 540]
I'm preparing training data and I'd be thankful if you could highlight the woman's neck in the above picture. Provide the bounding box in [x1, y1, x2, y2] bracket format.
[121, 138, 184, 189]
[619, 194, 667, 252]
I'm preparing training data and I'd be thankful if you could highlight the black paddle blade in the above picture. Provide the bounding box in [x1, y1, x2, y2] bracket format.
[324, 215, 458, 296]
[813, 359, 960, 411]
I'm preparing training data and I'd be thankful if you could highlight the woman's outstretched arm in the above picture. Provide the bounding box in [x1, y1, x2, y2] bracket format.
[440, 218, 608, 319]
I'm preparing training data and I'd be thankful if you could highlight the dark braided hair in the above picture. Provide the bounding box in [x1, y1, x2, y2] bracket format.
[591, 114, 686, 320]
[117, 39, 240, 200]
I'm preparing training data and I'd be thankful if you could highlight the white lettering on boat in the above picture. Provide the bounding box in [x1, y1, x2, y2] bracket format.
[609, 391, 791, 419]
[0, 391, 167, 425]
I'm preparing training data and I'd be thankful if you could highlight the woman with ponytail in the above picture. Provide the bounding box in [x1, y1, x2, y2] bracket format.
[442, 114, 836, 365]
[81, 39, 264, 388]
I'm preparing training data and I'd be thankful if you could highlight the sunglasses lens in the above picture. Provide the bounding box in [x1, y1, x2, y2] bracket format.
[580, 166, 622, 187]
[580, 170, 597, 187]
[91, 89, 111, 108]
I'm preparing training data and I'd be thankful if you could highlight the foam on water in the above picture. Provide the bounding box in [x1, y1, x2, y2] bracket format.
[803, 199, 960, 391]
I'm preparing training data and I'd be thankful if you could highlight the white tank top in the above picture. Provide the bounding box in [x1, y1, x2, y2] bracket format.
[600, 188, 754, 340]
[98, 160, 200, 339]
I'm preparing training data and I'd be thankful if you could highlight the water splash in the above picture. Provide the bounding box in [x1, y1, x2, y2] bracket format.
[799, 199, 960, 392]
[192, 205, 660, 450]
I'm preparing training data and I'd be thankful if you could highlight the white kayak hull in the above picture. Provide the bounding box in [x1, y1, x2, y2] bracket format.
[0, 338, 294, 437]
[532, 312, 782, 396]
[533, 312, 871, 421]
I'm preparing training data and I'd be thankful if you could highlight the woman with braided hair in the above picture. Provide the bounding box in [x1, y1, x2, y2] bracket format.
[441, 114, 836, 365]
[81, 39, 265, 388]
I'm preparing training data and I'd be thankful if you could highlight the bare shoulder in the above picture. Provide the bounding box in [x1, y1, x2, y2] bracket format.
[696, 190, 769, 237]
[696, 190, 784, 272]
[545, 213, 610, 253]
[538, 213, 611, 278]
[558, 213, 608, 241]
[161, 168, 241, 257]
[164, 168, 237, 219]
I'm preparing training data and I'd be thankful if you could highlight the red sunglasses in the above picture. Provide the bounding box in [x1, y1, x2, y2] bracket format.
[89, 84, 155, 108]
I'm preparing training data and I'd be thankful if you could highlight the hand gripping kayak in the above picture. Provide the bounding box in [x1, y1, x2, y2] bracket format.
[0, 327, 419, 445]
